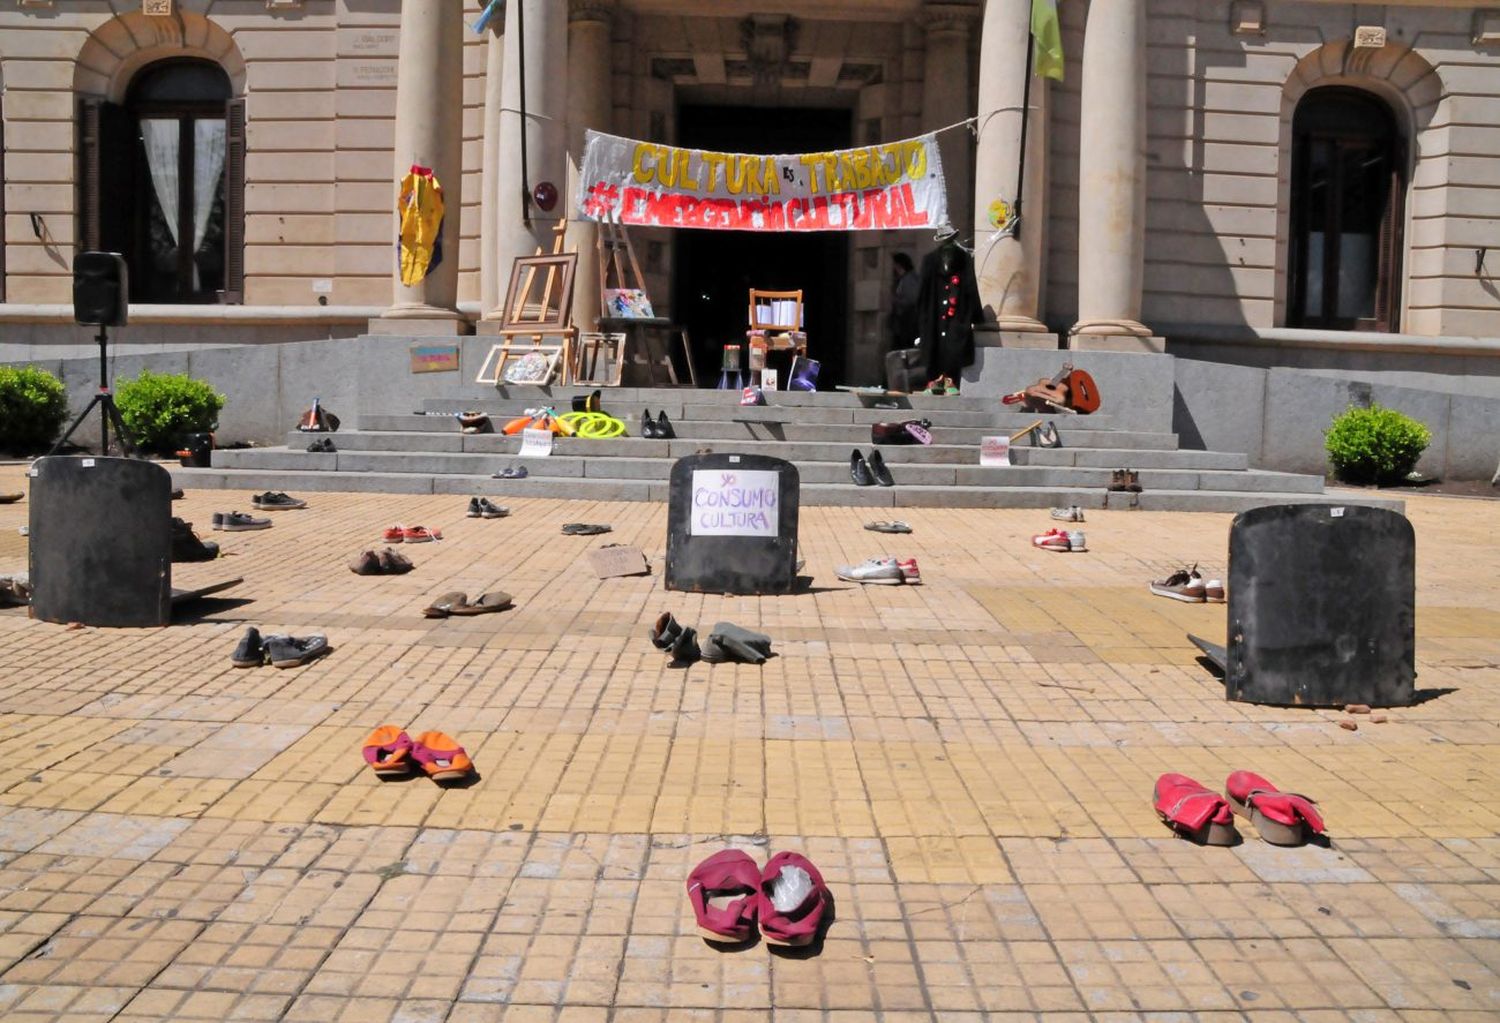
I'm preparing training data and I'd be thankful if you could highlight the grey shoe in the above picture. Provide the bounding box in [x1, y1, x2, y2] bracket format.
[466, 497, 483, 518]
[835, 557, 905, 585]
[264, 634, 330, 669]
[1067, 530, 1088, 552]
[231, 626, 265, 668]
[478, 498, 509, 518]
[701, 622, 773, 665]
[1050, 506, 1085, 522]
[213, 511, 272, 531]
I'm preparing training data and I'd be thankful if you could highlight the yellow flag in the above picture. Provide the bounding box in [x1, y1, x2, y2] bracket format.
[1031, 0, 1065, 81]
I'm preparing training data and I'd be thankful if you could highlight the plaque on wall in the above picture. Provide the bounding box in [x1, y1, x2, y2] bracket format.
[143, 0, 173, 15]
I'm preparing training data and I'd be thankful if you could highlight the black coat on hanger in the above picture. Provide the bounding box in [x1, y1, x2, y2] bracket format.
[915, 238, 983, 383]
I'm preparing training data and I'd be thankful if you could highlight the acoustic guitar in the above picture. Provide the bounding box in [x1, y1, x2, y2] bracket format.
[1002, 363, 1101, 415]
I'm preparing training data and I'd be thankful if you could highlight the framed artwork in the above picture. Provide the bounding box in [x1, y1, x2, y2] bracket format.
[500, 347, 562, 385]
[603, 288, 655, 319]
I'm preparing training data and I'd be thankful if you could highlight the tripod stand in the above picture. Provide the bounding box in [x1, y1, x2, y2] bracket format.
[47, 323, 137, 458]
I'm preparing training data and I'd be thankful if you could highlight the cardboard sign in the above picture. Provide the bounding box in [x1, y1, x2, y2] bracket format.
[761, 368, 779, 391]
[518, 428, 554, 458]
[588, 545, 650, 579]
[689, 468, 780, 537]
[578, 129, 949, 233]
[410, 343, 460, 374]
[980, 435, 1011, 467]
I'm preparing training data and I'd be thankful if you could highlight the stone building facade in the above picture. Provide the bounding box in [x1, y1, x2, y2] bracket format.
[2, 1, 1499, 385]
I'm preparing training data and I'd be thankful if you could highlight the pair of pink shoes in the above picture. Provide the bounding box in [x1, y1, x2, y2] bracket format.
[686, 850, 830, 947]
[1154, 771, 1325, 847]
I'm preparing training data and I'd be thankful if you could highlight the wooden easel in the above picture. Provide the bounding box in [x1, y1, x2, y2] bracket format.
[475, 223, 581, 386]
[596, 221, 697, 387]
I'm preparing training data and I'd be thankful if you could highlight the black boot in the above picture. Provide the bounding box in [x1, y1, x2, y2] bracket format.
[641, 410, 658, 439]
[867, 450, 895, 487]
[650, 611, 682, 650]
[656, 411, 676, 439]
[850, 449, 875, 487]
[669, 625, 701, 666]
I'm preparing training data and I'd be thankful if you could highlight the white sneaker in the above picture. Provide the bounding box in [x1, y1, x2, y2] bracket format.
[835, 557, 905, 585]
[1067, 530, 1087, 552]
[1050, 506, 1085, 522]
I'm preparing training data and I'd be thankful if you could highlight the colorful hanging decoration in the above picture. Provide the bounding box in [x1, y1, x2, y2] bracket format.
[398, 164, 444, 287]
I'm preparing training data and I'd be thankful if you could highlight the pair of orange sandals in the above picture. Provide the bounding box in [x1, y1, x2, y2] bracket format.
[362, 726, 472, 782]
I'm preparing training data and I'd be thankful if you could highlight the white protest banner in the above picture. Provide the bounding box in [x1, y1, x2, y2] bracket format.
[689, 469, 780, 537]
[980, 435, 1011, 467]
[518, 428, 553, 458]
[577, 129, 948, 233]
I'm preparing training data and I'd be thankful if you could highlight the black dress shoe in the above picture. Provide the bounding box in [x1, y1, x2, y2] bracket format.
[867, 449, 895, 487]
[850, 449, 875, 487]
[656, 410, 676, 439]
[641, 409, 658, 439]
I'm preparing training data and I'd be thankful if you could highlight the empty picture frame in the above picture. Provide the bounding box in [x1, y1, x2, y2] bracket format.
[503, 254, 578, 331]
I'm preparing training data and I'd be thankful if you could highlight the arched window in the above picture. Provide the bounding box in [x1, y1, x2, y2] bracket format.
[78, 59, 245, 303]
[1287, 88, 1405, 331]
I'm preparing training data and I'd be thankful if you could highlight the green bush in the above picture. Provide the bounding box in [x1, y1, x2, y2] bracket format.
[114, 370, 225, 453]
[1324, 403, 1432, 485]
[0, 365, 69, 454]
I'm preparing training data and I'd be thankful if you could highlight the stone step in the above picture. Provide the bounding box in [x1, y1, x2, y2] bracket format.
[419, 387, 1006, 413]
[212, 446, 1317, 492]
[1010, 447, 1249, 470]
[361, 408, 1142, 435]
[284, 430, 1185, 460]
[170, 466, 1402, 514]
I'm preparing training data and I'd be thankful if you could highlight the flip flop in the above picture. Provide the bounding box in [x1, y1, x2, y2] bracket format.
[446, 591, 514, 616]
[1225, 771, 1325, 846]
[410, 731, 473, 782]
[757, 851, 830, 947]
[561, 523, 611, 535]
[864, 521, 912, 534]
[1153, 773, 1238, 846]
[686, 849, 761, 943]
[361, 725, 414, 776]
[423, 591, 468, 618]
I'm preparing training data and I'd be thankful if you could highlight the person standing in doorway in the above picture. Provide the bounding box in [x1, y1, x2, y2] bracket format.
[890, 252, 920, 352]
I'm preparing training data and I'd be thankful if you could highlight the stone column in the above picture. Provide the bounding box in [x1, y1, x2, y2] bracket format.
[567, 0, 615, 333]
[972, 0, 1051, 342]
[376, 0, 466, 334]
[480, 18, 505, 315]
[920, 4, 977, 240]
[485, 0, 570, 325]
[1071, 0, 1155, 349]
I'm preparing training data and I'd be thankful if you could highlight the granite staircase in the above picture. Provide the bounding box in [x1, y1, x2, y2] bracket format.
[176, 386, 1402, 513]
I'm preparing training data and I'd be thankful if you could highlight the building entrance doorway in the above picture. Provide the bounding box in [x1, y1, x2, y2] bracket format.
[673, 104, 852, 387]
[1287, 88, 1405, 332]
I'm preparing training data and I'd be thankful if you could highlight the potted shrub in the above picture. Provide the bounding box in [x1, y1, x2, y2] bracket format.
[114, 371, 226, 455]
[0, 365, 69, 454]
[1324, 403, 1432, 486]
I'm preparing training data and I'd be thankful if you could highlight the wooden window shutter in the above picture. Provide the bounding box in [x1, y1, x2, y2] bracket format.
[1375, 141, 1407, 333]
[78, 97, 103, 253]
[77, 98, 135, 263]
[223, 97, 247, 304]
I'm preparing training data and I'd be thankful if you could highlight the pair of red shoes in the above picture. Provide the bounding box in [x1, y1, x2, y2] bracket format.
[362, 726, 472, 782]
[687, 850, 830, 947]
[1154, 771, 1325, 847]
[382, 524, 442, 543]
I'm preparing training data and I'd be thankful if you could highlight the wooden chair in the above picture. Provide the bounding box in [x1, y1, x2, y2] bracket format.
[746, 288, 807, 389]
